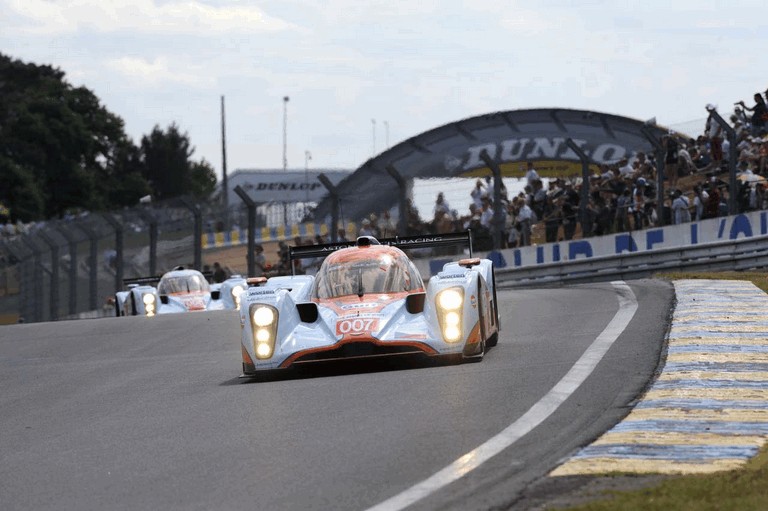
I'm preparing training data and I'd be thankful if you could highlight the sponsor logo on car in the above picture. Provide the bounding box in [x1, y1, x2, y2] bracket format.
[340, 302, 379, 310]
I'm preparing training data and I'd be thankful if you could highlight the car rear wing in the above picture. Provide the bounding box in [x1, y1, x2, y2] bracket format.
[288, 231, 474, 275]
[381, 231, 473, 256]
[122, 276, 162, 288]
[122, 270, 214, 288]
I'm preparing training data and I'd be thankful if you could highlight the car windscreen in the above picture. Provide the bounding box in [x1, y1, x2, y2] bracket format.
[312, 254, 421, 299]
[158, 274, 210, 294]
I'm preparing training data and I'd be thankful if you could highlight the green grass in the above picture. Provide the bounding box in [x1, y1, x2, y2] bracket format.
[565, 272, 768, 511]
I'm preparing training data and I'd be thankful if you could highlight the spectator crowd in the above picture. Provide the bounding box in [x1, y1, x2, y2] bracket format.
[151, 86, 768, 275]
[344, 88, 768, 252]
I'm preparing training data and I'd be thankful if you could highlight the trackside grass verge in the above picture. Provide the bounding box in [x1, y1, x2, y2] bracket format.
[563, 272, 768, 511]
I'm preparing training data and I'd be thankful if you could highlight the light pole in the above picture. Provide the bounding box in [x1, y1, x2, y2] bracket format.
[304, 150, 312, 204]
[283, 96, 289, 171]
[220, 95, 229, 229]
[384, 120, 389, 149]
[371, 119, 376, 157]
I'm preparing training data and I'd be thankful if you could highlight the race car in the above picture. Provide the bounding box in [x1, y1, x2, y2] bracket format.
[239, 231, 499, 376]
[115, 266, 247, 316]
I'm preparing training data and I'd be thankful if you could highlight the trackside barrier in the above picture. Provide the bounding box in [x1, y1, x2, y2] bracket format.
[201, 221, 360, 249]
[493, 235, 768, 287]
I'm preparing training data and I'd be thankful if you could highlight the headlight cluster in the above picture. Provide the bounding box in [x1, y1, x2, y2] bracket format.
[142, 293, 156, 317]
[436, 287, 464, 343]
[231, 285, 245, 310]
[250, 304, 278, 359]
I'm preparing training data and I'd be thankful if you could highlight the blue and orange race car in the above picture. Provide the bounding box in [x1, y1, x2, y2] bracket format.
[115, 267, 247, 316]
[238, 232, 499, 375]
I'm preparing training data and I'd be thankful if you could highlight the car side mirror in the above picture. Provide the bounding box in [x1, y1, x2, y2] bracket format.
[406, 292, 426, 314]
[211, 290, 221, 300]
[160, 295, 169, 305]
[296, 302, 319, 323]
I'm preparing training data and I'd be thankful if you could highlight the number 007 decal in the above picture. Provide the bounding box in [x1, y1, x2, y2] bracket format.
[336, 317, 379, 335]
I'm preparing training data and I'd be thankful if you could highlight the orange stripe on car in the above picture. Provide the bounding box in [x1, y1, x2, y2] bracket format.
[242, 346, 254, 366]
[278, 339, 438, 368]
[466, 322, 482, 344]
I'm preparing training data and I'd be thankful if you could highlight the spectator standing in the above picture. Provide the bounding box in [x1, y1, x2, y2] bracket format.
[616, 189, 632, 232]
[378, 210, 397, 238]
[479, 197, 494, 230]
[705, 105, 724, 170]
[671, 190, 692, 224]
[524, 161, 539, 189]
[252, 244, 267, 277]
[561, 182, 579, 240]
[738, 93, 768, 135]
[359, 218, 375, 237]
[531, 179, 547, 220]
[692, 185, 708, 221]
[618, 158, 633, 178]
[470, 179, 487, 209]
[542, 195, 562, 243]
[433, 192, 451, 218]
[704, 179, 721, 219]
[663, 134, 680, 188]
[212, 262, 228, 283]
[507, 223, 520, 248]
[276, 241, 290, 274]
[678, 144, 696, 175]
[516, 199, 534, 246]
[633, 178, 648, 228]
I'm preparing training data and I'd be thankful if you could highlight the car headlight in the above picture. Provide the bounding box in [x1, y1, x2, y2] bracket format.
[436, 287, 464, 343]
[438, 288, 463, 309]
[252, 306, 275, 327]
[142, 293, 156, 316]
[249, 304, 278, 359]
[231, 285, 245, 310]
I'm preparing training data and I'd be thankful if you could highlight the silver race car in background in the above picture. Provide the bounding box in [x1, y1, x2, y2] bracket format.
[239, 232, 499, 376]
[115, 267, 247, 316]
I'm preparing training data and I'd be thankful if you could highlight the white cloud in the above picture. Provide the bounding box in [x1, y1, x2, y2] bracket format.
[6, 0, 293, 35]
[106, 56, 216, 88]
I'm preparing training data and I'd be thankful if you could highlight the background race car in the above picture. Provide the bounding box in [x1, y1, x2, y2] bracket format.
[239, 232, 499, 376]
[115, 267, 247, 316]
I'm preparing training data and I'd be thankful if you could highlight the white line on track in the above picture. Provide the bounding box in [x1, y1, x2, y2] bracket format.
[366, 281, 639, 511]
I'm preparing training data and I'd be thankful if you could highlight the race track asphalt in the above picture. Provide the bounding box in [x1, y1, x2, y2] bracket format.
[0, 279, 672, 511]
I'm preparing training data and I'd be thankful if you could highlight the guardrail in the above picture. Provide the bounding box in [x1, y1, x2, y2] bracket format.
[495, 235, 768, 287]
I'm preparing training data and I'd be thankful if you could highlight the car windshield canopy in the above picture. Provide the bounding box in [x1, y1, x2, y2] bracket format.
[312, 250, 422, 300]
[158, 273, 210, 295]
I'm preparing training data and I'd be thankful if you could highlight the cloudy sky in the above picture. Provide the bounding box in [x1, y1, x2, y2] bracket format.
[2, 0, 766, 180]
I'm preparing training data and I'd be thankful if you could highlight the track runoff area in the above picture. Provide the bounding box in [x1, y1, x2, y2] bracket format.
[369, 279, 768, 510]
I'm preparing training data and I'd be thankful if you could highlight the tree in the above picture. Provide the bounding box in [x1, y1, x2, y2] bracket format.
[0, 156, 45, 221]
[140, 123, 217, 200]
[0, 53, 215, 220]
[0, 52, 152, 220]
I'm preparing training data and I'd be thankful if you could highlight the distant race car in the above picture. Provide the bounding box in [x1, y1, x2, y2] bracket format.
[239, 232, 499, 376]
[115, 267, 247, 317]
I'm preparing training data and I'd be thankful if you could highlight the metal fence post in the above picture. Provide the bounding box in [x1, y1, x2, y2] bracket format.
[74, 222, 100, 310]
[234, 186, 256, 277]
[20, 235, 45, 322]
[707, 107, 738, 215]
[385, 165, 408, 236]
[36, 229, 60, 321]
[101, 213, 124, 294]
[137, 209, 158, 276]
[180, 198, 203, 270]
[641, 127, 666, 226]
[478, 150, 505, 249]
[317, 174, 340, 241]
[3, 240, 32, 323]
[55, 222, 79, 316]
[565, 138, 593, 233]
